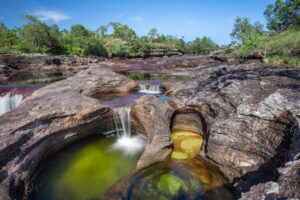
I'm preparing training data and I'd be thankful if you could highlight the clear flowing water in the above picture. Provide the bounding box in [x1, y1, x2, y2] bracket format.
[112, 106, 146, 155]
[0, 93, 22, 116]
[29, 136, 141, 200]
[139, 84, 161, 94]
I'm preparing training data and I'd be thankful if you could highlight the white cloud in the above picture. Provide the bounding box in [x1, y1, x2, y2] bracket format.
[130, 16, 143, 23]
[34, 10, 70, 22]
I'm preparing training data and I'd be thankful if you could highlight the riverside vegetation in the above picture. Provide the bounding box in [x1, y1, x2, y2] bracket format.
[1, 0, 299, 66]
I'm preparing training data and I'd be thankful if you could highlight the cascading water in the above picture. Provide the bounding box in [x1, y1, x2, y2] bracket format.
[113, 106, 132, 138]
[112, 106, 145, 155]
[0, 93, 23, 116]
[139, 84, 161, 94]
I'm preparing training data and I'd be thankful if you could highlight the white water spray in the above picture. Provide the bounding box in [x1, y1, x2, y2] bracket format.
[139, 84, 161, 94]
[0, 93, 23, 116]
[112, 106, 145, 155]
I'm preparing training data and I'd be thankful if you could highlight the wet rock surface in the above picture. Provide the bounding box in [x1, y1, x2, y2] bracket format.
[0, 66, 136, 199]
[0, 55, 300, 199]
[132, 95, 175, 170]
[165, 62, 300, 199]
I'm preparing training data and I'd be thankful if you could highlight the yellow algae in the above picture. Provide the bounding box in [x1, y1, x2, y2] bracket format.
[171, 152, 188, 159]
[171, 130, 203, 160]
[197, 171, 213, 190]
[170, 130, 230, 193]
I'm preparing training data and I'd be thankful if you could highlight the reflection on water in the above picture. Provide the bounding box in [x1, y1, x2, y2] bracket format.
[29, 136, 141, 200]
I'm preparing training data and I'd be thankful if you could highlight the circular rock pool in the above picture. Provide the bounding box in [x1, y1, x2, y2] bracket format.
[29, 135, 141, 200]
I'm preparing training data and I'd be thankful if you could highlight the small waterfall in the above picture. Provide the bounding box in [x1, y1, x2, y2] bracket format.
[139, 84, 161, 94]
[113, 106, 132, 138]
[0, 93, 23, 116]
[112, 106, 145, 155]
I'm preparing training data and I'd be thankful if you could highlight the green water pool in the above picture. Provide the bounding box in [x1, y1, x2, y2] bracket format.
[29, 135, 141, 200]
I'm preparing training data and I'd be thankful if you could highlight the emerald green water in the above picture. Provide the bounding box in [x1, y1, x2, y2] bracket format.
[29, 135, 140, 200]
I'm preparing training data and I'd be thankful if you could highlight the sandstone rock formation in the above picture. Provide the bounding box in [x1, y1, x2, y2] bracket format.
[0, 66, 136, 199]
[0, 53, 105, 83]
[132, 95, 175, 170]
[0, 55, 300, 200]
[164, 63, 300, 199]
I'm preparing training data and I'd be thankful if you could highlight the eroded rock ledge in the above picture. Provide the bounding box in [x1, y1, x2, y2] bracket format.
[0, 66, 137, 199]
[164, 63, 300, 199]
[0, 56, 299, 200]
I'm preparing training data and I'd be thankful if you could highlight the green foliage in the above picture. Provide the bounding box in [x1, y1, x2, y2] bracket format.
[0, 23, 18, 51]
[233, 33, 264, 58]
[231, 0, 300, 67]
[262, 29, 300, 55]
[1, 16, 219, 57]
[16, 15, 63, 54]
[230, 17, 264, 44]
[62, 24, 107, 56]
[107, 22, 137, 41]
[103, 38, 131, 57]
[264, 0, 300, 32]
[147, 28, 159, 41]
[100, 25, 187, 57]
[266, 55, 300, 66]
[186, 37, 219, 55]
[233, 28, 300, 66]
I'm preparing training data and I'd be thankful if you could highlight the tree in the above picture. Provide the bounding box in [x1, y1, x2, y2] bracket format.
[0, 23, 18, 50]
[230, 17, 264, 44]
[96, 25, 108, 37]
[62, 24, 107, 56]
[147, 28, 159, 40]
[187, 37, 219, 55]
[17, 15, 63, 54]
[264, 0, 300, 32]
[108, 22, 137, 41]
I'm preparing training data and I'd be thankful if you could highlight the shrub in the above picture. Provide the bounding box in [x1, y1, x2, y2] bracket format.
[0, 23, 18, 51]
[62, 25, 107, 56]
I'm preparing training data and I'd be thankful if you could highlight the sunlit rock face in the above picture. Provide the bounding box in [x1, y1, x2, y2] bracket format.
[164, 63, 300, 199]
[0, 66, 137, 200]
[132, 95, 175, 170]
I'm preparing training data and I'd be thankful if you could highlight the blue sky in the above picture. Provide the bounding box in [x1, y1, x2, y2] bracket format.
[0, 0, 275, 45]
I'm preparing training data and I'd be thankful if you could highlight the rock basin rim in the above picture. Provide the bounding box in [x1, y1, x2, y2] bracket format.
[0, 54, 299, 200]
